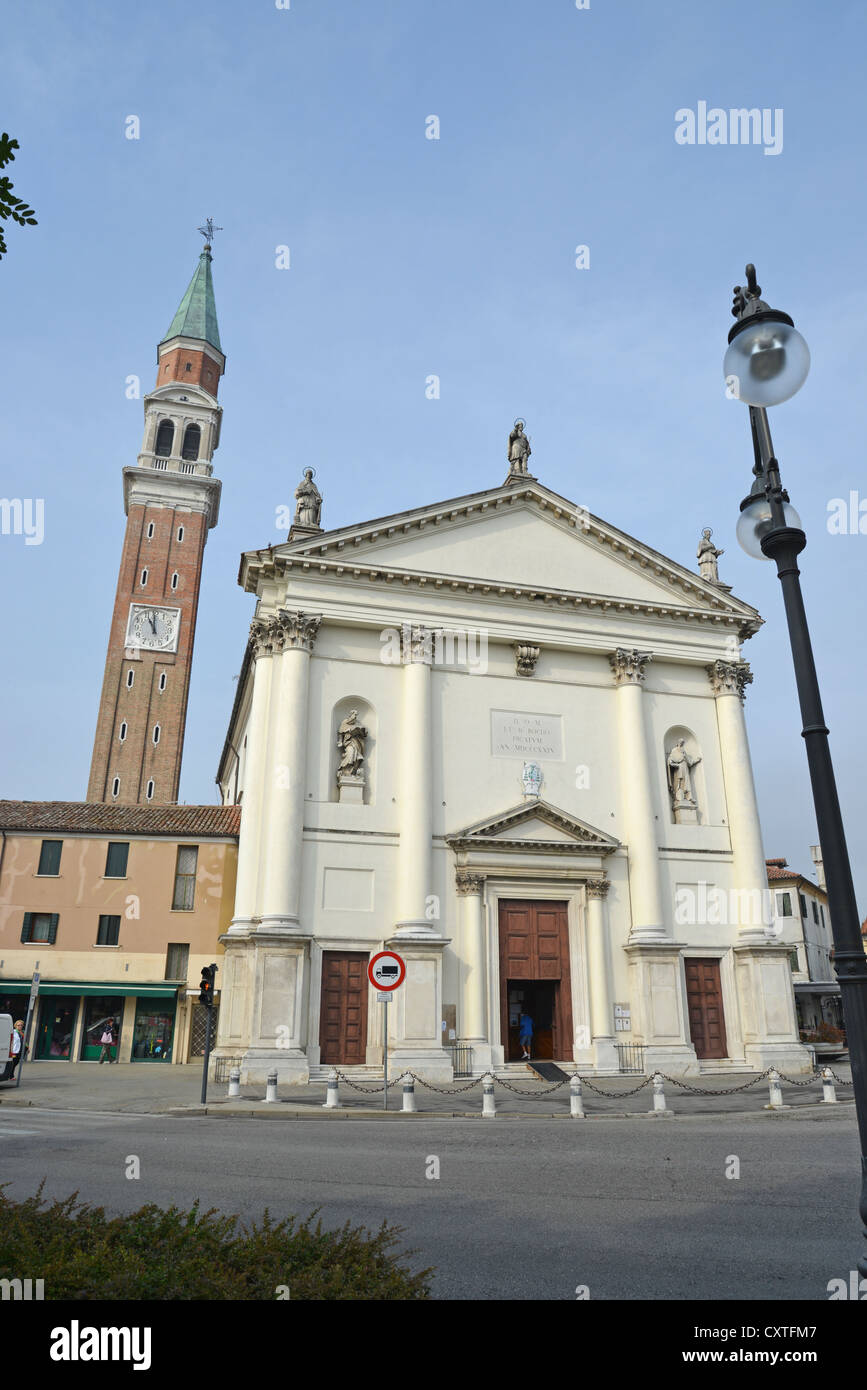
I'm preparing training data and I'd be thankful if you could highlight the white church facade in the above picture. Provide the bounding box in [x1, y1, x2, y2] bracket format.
[213, 440, 811, 1081]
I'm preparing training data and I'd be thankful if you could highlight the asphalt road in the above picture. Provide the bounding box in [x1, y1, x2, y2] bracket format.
[0, 1107, 860, 1301]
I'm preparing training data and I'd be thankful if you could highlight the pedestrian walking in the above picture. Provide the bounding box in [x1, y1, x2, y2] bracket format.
[519, 1011, 534, 1060]
[6, 1019, 25, 1079]
[98, 1023, 115, 1064]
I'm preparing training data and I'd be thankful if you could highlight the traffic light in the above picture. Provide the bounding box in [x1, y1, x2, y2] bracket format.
[199, 963, 216, 1005]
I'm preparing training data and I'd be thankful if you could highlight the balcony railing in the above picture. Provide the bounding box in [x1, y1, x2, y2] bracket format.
[142, 454, 211, 477]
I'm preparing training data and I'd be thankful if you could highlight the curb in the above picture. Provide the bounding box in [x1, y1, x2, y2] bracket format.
[163, 1099, 858, 1123]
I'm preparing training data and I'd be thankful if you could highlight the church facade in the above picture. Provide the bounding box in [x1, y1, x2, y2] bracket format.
[213, 440, 811, 1081]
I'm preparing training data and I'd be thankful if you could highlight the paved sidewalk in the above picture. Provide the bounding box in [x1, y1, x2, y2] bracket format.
[0, 1059, 855, 1121]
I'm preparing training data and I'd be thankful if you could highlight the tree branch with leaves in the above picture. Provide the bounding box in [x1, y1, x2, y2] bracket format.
[0, 133, 37, 261]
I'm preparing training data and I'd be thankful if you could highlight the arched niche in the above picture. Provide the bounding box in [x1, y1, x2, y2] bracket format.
[664, 725, 706, 825]
[330, 696, 376, 805]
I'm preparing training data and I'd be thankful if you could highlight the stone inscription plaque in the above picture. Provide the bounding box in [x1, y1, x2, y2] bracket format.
[491, 710, 563, 760]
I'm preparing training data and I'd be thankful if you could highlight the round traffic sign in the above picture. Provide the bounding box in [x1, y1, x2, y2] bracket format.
[368, 950, 406, 991]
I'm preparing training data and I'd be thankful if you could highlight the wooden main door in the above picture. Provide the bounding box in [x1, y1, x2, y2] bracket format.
[319, 951, 369, 1065]
[685, 958, 728, 1060]
[498, 901, 573, 1061]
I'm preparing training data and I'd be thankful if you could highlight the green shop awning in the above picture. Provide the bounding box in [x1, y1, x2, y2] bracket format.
[0, 981, 179, 999]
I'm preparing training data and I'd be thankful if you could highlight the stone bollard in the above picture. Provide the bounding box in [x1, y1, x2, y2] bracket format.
[322, 1069, 341, 1109]
[649, 1072, 670, 1114]
[227, 1067, 240, 1099]
[821, 1067, 837, 1104]
[765, 1068, 785, 1110]
[263, 1069, 278, 1104]
[570, 1075, 586, 1119]
[482, 1074, 497, 1118]
[401, 1075, 417, 1113]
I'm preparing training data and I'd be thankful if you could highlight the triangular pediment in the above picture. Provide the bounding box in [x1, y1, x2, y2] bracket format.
[446, 799, 620, 856]
[243, 479, 759, 630]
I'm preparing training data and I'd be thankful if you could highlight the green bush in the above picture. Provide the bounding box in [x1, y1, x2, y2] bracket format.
[0, 1184, 432, 1300]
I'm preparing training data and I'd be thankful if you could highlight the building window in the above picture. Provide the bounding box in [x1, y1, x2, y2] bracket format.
[172, 846, 198, 910]
[181, 424, 200, 461]
[776, 892, 793, 918]
[111, 777, 120, 798]
[177, 525, 185, 542]
[170, 572, 179, 591]
[119, 721, 127, 742]
[185, 362, 192, 373]
[126, 669, 134, 689]
[154, 420, 174, 457]
[96, 914, 120, 947]
[152, 724, 160, 745]
[140, 568, 148, 587]
[146, 521, 155, 540]
[788, 949, 799, 972]
[158, 672, 167, 692]
[812, 899, 819, 924]
[146, 779, 155, 801]
[820, 904, 826, 930]
[37, 840, 62, 876]
[799, 892, 807, 917]
[105, 842, 129, 878]
[21, 912, 58, 944]
[165, 943, 190, 980]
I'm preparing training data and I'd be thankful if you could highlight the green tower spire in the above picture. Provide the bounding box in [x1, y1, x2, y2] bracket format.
[161, 246, 221, 352]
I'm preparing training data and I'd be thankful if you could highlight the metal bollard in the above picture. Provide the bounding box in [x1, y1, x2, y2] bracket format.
[263, 1069, 278, 1104]
[570, 1075, 586, 1119]
[401, 1075, 417, 1113]
[227, 1067, 240, 1099]
[765, 1068, 784, 1109]
[322, 1069, 341, 1109]
[482, 1074, 497, 1118]
[821, 1067, 837, 1104]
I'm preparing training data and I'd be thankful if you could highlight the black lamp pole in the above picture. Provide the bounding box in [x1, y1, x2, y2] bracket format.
[729, 265, 867, 1274]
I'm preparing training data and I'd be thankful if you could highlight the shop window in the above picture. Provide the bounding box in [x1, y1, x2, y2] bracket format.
[36, 998, 77, 1059]
[37, 840, 62, 875]
[105, 842, 129, 878]
[21, 912, 58, 944]
[96, 914, 120, 946]
[132, 1002, 174, 1061]
[172, 846, 198, 910]
[80, 997, 124, 1061]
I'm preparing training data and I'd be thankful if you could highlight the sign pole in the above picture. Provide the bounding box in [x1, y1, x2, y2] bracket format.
[15, 966, 39, 1090]
[367, 951, 405, 1114]
[383, 995, 388, 1111]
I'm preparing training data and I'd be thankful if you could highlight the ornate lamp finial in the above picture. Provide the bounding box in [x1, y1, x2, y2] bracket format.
[196, 217, 223, 251]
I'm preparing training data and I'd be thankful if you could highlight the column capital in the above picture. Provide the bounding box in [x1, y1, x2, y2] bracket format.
[276, 610, 322, 653]
[401, 623, 436, 664]
[609, 648, 653, 686]
[706, 658, 753, 702]
[455, 869, 484, 897]
[514, 642, 540, 678]
[585, 877, 611, 900]
[249, 615, 279, 657]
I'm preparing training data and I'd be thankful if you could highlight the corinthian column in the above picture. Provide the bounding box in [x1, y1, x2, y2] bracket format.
[586, 878, 618, 1069]
[456, 871, 486, 1040]
[395, 625, 435, 935]
[609, 648, 666, 941]
[259, 611, 322, 931]
[228, 618, 276, 933]
[707, 659, 768, 939]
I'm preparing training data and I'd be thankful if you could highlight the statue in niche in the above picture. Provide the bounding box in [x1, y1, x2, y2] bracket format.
[508, 420, 532, 475]
[667, 738, 702, 817]
[697, 527, 724, 583]
[294, 468, 322, 529]
[337, 709, 368, 780]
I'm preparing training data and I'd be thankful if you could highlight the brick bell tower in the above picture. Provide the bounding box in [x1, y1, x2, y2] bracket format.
[87, 227, 225, 805]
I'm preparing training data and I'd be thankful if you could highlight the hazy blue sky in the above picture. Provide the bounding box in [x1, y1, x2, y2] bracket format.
[3, 0, 865, 908]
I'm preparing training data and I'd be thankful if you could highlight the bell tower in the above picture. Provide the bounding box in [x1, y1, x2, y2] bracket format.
[87, 228, 225, 805]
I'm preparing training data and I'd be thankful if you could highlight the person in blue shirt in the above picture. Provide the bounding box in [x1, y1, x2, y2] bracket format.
[518, 1012, 534, 1060]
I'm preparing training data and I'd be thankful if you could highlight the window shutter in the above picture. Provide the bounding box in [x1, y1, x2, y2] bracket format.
[20, 912, 31, 943]
[48, 913, 59, 945]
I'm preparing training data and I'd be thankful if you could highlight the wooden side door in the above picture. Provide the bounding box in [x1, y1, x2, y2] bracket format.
[499, 901, 573, 1060]
[685, 958, 728, 1060]
[319, 951, 369, 1065]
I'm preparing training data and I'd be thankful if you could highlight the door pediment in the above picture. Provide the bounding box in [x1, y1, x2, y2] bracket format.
[446, 799, 620, 857]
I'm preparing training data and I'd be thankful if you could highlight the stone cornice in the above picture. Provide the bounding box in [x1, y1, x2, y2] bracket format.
[123, 465, 221, 529]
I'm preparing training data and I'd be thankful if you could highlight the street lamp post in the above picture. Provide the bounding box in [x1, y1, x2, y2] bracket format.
[727, 264, 867, 1274]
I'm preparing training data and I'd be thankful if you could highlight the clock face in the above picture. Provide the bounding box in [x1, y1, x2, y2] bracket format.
[126, 605, 180, 652]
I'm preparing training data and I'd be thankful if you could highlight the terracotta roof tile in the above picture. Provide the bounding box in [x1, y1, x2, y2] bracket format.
[0, 801, 240, 838]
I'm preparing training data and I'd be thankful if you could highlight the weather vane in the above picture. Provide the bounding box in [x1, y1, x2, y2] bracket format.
[196, 218, 223, 249]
